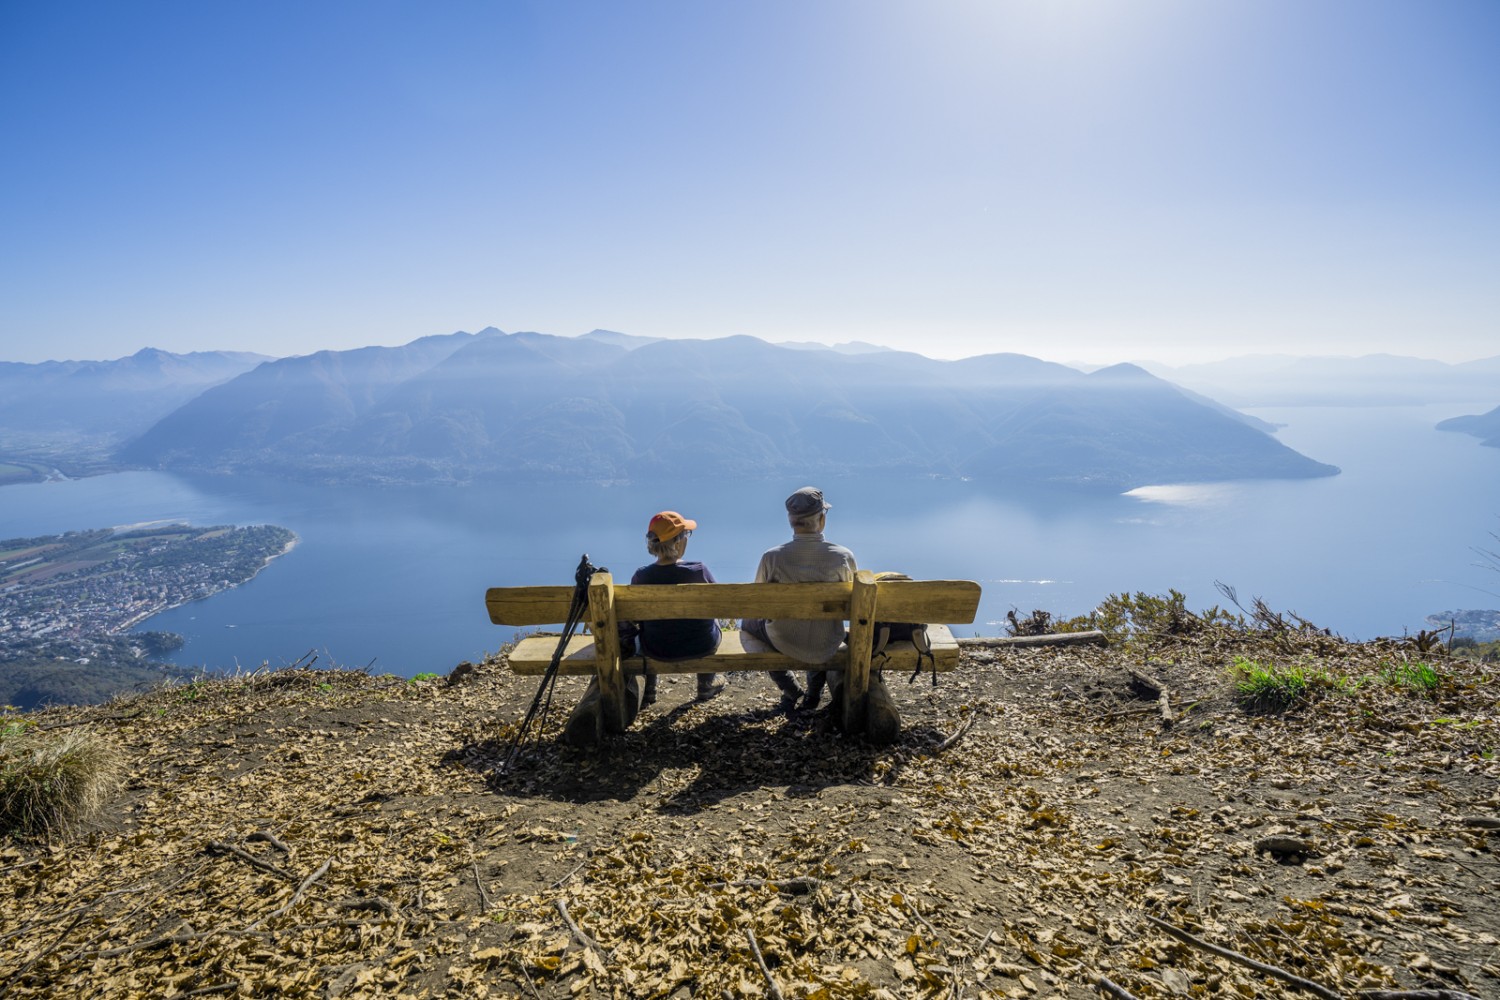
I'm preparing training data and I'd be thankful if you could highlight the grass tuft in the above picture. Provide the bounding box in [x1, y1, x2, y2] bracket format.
[1382, 660, 1442, 696]
[1230, 656, 1320, 712]
[0, 727, 122, 839]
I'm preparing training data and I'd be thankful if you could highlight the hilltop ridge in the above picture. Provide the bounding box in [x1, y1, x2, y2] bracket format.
[3, 619, 1496, 998]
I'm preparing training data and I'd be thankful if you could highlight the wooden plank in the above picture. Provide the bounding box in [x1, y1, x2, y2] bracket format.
[507, 624, 961, 676]
[587, 571, 628, 734]
[487, 579, 982, 626]
[612, 582, 852, 621]
[485, 586, 576, 626]
[843, 571, 878, 734]
[870, 580, 981, 625]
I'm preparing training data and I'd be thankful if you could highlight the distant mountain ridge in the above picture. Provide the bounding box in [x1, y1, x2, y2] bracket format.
[117, 329, 1337, 489]
[0, 347, 270, 457]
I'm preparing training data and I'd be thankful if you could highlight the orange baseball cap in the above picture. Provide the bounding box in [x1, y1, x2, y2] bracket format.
[647, 510, 697, 542]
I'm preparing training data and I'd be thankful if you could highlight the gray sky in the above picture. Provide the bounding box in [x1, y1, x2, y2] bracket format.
[2, 0, 1496, 365]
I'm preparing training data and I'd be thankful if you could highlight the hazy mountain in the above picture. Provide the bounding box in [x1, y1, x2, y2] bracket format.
[1437, 403, 1500, 448]
[119, 331, 1336, 489]
[1140, 353, 1500, 407]
[777, 340, 893, 355]
[0, 347, 270, 455]
[577, 329, 663, 350]
[116, 330, 489, 469]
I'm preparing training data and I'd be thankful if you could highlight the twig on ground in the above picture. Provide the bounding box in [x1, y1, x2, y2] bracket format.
[246, 830, 291, 853]
[556, 898, 607, 957]
[705, 876, 825, 895]
[206, 840, 296, 882]
[0, 858, 42, 876]
[959, 632, 1107, 649]
[550, 860, 588, 889]
[1092, 973, 1142, 1000]
[1144, 915, 1341, 1000]
[745, 927, 785, 1000]
[250, 856, 332, 927]
[934, 717, 976, 754]
[473, 860, 491, 915]
[1356, 991, 1484, 1000]
[169, 983, 238, 998]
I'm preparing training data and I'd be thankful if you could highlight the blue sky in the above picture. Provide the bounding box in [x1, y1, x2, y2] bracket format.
[2, 0, 1496, 365]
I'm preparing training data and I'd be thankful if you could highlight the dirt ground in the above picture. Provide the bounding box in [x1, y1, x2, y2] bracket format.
[2, 632, 1498, 999]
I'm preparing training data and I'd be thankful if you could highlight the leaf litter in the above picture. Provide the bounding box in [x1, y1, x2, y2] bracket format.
[1, 628, 1497, 999]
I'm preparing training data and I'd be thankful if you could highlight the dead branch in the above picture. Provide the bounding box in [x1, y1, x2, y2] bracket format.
[934, 717, 976, 753]
[472, 860, 491, 915]
[246, 830, 291, 853]
[959, 631, 1107, 649]
[1459, 816, 1500, 830]
[1356, 991, 1484, 1000]
[745, 927, 785, 1000]
[169, 983, 238, 998]
[1144, 915, 1341, 1000]
[1093, 973, 1142, 1000]
[555, 898, 607, 957]
[206, 840, 296, 882]
[705, 876, 826, 895]
[250, 856, 332, 927]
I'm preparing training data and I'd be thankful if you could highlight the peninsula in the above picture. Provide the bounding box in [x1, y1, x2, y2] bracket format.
[0, 523, 296, 709]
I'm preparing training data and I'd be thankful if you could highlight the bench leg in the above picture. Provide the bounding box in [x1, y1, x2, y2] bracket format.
[834, 671, 901, 745]
[562, 675, 645, 746]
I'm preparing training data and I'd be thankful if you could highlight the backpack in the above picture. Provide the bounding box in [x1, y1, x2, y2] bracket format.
[870, 572, 936, 684]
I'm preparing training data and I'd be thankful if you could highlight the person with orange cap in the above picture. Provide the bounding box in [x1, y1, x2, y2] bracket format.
[628, 510, 721, 704]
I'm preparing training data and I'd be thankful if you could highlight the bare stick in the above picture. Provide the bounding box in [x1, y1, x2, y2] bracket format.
[0, 858, 42, 876]
[555, 898, 607, 957]
[705, 876, 825, 895]
[1356, 991, 1485, 1000]
[246, 830, 291, 854]
[1093, 974, 1142, 1000]
[935, 717, 976, 754]
[206, 840, 296, 882]
[959, 631, 1107, 649]
[473, 861, 491, 915]
[1158, 689, 1175, 727]
[745, 927, 785, 1000]
[253, 856, 332, 925]
[171, 983, 238, 998]
[1144, 915, 1341, 1000]
[550, 860, 588, 889]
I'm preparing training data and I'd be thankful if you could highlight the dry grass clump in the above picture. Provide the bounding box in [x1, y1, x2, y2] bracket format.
[0, 725, 122, 839]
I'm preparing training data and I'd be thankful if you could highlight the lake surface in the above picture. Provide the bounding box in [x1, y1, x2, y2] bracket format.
[2, 404, 1496, 676]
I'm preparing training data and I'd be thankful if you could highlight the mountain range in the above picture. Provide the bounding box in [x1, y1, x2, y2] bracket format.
[0, 347, 268, 458]
[112, 329, 1338, 489]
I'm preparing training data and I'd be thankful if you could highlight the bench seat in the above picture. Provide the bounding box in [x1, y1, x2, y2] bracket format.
[508, 624, 961, 676]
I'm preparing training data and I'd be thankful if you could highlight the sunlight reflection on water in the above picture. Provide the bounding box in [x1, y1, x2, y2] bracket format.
[1123, 483, 1243, 507]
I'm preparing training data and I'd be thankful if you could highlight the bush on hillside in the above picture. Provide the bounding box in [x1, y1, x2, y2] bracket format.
[0, 725, 122, 839]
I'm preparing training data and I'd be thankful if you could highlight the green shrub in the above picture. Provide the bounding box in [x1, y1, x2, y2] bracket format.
[0, 728, 122, 838]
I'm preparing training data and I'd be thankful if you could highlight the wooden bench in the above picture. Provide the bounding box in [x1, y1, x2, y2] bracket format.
[484, 569, 981, 745]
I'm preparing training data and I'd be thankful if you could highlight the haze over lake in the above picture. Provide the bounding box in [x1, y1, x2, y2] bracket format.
[2, 403, 1496, 677]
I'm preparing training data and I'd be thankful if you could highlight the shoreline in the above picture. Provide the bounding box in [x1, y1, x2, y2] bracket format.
[118, 531, 300, 636]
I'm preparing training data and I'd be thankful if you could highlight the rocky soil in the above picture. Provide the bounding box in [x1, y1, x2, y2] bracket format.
[2, 630, 1498, 999]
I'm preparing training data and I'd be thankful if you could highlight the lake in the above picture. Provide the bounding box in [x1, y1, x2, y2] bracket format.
[2, 403, 1496, 676]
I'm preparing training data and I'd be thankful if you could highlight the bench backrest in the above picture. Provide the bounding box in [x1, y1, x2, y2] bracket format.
[486, 578, 981, 627]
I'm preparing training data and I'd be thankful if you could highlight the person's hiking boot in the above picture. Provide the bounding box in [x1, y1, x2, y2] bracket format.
[695, 673, 721, 701]
[641, 673, 658, 708]
[769, 670, 803, 713]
